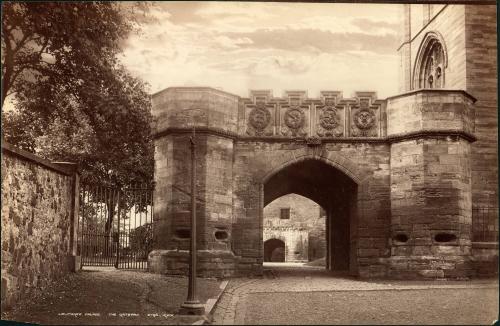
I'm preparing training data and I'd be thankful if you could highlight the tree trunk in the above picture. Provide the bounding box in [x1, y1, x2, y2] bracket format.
[2, 46, 14, 109]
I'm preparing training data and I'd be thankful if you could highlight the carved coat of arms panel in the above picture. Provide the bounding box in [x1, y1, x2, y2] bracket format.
[350, 98, 380, 137]
[316, 104, 345, 137]
[279, 104, 309, 137]
[245, 103, 276, 136]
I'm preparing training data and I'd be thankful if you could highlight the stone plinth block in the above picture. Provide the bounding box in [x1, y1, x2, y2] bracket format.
[388, 256, 473, 280]
[148, 249, 238, 278]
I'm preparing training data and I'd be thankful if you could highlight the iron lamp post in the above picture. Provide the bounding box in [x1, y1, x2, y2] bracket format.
[180, 127, 205, 316]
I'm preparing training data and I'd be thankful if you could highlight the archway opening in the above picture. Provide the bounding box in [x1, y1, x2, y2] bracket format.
[264, 238, 286, 262]
[263, 158, 358, 272]
[263, 194, 326, 265]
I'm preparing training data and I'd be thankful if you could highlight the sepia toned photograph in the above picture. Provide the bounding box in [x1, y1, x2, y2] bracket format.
[1, 1, 498, 325]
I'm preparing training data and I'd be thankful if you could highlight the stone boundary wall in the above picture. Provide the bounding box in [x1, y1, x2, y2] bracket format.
[1, 142, 80, 309]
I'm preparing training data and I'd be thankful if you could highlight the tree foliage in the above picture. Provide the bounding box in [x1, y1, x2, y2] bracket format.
[1, 2, 154, 187]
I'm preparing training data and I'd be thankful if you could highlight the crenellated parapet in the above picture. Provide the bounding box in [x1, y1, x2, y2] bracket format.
[151, 87, 476, 145]
[151, 87, 388, 141]
[241, 90, 386, 138]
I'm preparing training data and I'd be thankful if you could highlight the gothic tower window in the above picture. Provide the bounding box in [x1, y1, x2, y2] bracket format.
[413, 32, 447, 90]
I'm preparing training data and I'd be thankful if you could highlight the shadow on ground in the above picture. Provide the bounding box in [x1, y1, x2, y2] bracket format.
[1, 267, 222, 325]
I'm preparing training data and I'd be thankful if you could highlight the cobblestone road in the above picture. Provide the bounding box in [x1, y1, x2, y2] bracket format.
[211, 264, 499, 325]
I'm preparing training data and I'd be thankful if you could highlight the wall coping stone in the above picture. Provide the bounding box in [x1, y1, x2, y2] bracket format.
[2, 142, 75, 176]
[52, 162, 80, 174]
[386, 88, 477, 103]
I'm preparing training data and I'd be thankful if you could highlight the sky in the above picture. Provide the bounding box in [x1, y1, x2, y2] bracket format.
[120, 2, 402, 100]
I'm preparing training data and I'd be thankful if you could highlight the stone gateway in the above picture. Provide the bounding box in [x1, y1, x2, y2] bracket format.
[148, 4, 497, 279]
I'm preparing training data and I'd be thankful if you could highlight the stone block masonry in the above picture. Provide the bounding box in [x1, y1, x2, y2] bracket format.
[399, 3, 498, 209]
[465, 5, 498, 208]
[387, 90, 475, 278]
[1, 142, 80, 309]
[263, 194, 325, 262]
[150, 88, 240, 278]
[149, 85, 483, 279]
[149, 4, 497, 281]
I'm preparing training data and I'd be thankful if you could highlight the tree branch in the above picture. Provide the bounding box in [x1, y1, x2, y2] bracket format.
[2, 39, 15, 108]
[36, 37, 50, 58]
[12, 29, 34, 54]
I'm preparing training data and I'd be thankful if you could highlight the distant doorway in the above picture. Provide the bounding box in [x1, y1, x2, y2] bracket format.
[264, 239, 286, 262]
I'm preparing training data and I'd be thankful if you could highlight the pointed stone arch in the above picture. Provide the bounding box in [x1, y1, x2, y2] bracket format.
[257, 147, 375, 275]
[259, 147, 370, 186]
[412, 31, 448, 90]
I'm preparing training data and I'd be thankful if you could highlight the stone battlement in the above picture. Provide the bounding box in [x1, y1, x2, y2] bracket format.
[152, 86, 475, 141]
[243, 89, 382, 105]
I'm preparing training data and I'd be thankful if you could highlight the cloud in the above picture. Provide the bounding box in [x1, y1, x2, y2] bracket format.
[120, 2, 402, 99]
[249, 55, 313, 75]
[351, 18, 399, 33]
[196, 2, 276, 20]
[221, 28, 399, 55]
[155, 2, 209, 24]
[213, 35, 254, 50]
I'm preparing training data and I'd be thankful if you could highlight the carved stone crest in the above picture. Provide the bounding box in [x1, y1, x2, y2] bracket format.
[306, 137, 322, 146]
[319, 107, 339, 130]
[249, 105, 271, 131]
[354, 109, 376, 130]
[284, 107, 305, 130]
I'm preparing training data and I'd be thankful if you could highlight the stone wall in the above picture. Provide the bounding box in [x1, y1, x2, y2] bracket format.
[149, 88, 240, 277]
[263, 194, 325, 262]
[401, 3, 498, 208]
[263, 228, 309, 262]
[149, 84, 496, 279]
[264, 194, 321, 225]
[398, 5, 466, 93]
[464, 5, 498, 208]
[410, 5, 467, 90]
[1, 143, 79, 309]
[309, 221, 327, 262]
[387, 90, 475, 279]
[231, 140, 391, 277]
[397, 3, 498, 277]
[149, 2, 497, 282]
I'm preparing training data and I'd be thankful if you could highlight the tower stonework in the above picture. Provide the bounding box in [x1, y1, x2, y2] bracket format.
[396, 4, 498, 276]
[149, 88, 240, 277]
[149, 4, 497, 279]
[387, 90, 476, 278]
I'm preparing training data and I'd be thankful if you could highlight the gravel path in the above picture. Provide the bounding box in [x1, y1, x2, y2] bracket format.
[211, 265, 499, 325]
[2, 267, 222, 325]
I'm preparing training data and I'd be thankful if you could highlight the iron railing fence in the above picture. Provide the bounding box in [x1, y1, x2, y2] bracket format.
[78, 183, 154, 269]
[472, 206, 498, 242]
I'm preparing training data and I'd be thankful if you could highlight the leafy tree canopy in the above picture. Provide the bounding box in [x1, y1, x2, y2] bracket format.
[1, 2, 154, 188]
